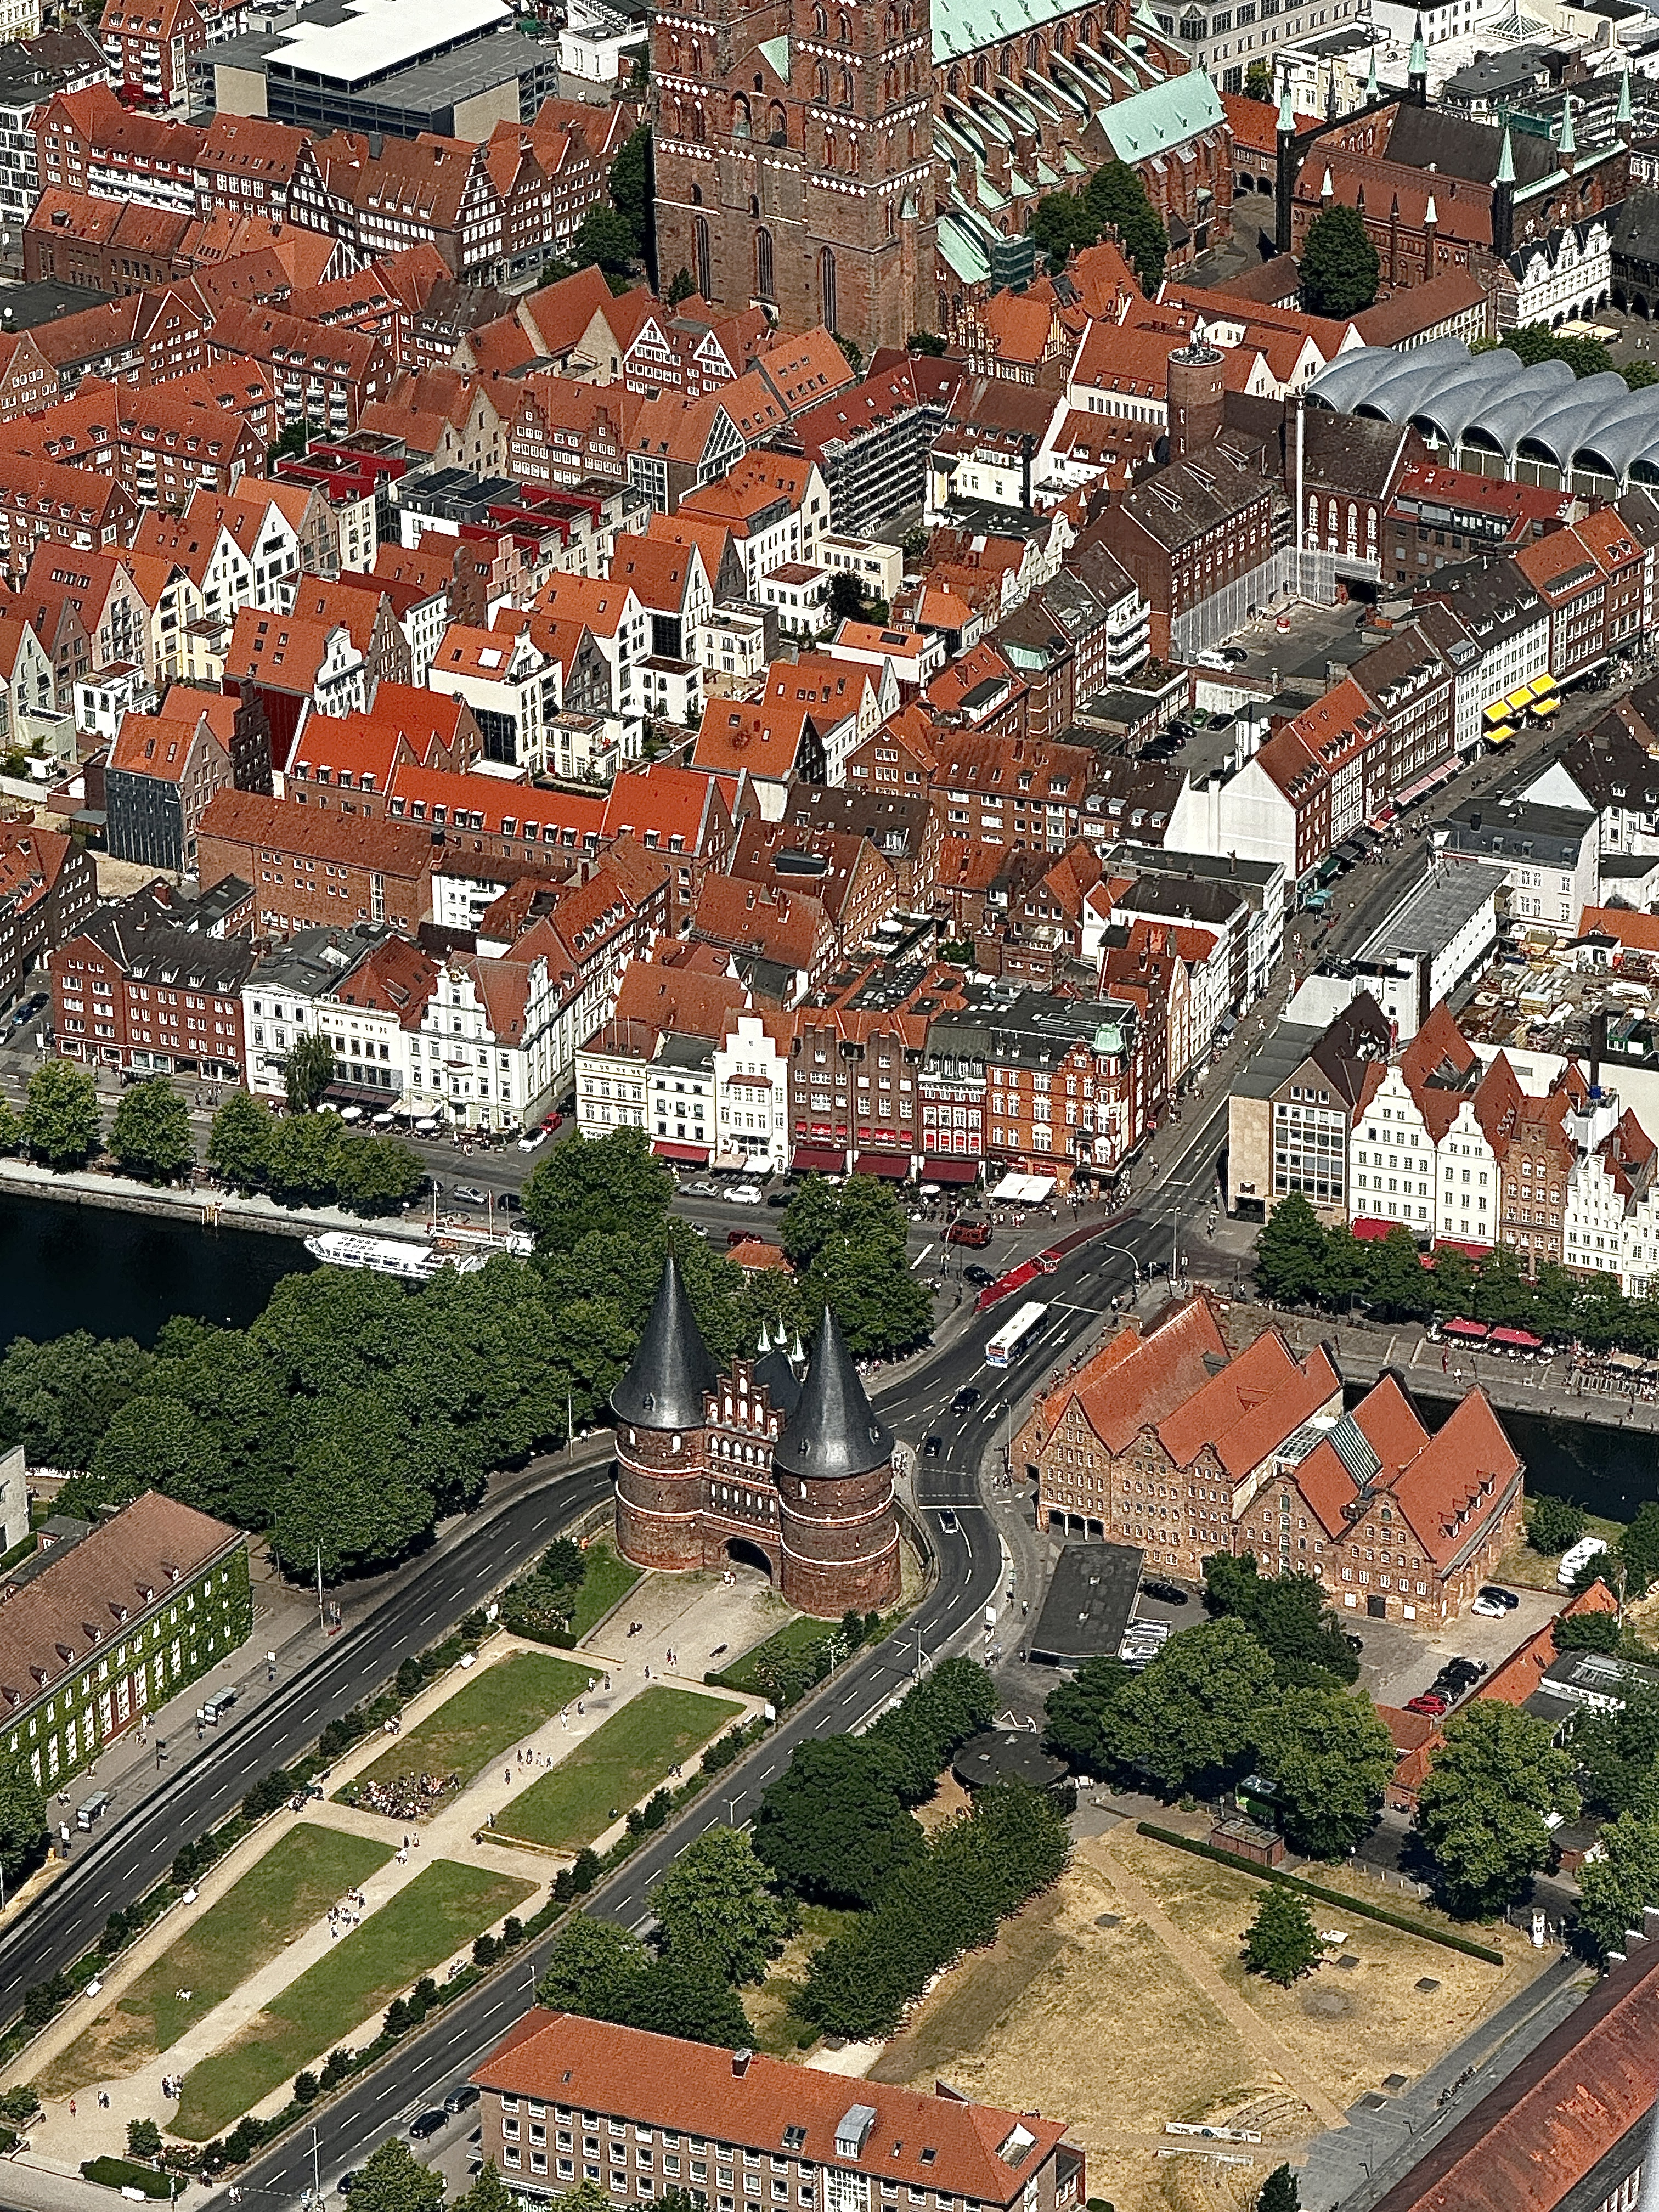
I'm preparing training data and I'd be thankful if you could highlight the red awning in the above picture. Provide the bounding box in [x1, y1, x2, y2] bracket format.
[922, 1156, 979, 1184]
[1434, 1239, 1491, 1260]
[854, 1150, 911, 1180]
[1442, 1317, 1489, 1340]
[1350, 1215, 1397, 1240]
[653, 1141, 708, 1163]
[1490, 1325, 1544, 1349]
[791, 1146, 844, 1173]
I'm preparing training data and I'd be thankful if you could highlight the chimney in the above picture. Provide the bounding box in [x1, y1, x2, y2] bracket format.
[733, 2049, 753, 2078]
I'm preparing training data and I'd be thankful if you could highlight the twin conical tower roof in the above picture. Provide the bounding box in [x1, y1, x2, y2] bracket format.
[611, 1260, 891, 1480]
[775, 1304, 894, 1481]
[610, 1252, 719, 1430]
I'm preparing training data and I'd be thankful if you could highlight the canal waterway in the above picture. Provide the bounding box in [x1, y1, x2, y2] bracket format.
[1353, 1382, 1659, 1526]
[0, 1187, 312, 1348]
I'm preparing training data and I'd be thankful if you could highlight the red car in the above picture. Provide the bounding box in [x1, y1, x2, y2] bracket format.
[541, 1111, 563, 1132]
[1406, 1692, 1449, 1718]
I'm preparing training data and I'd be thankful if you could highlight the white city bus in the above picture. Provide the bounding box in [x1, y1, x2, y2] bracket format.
[985, 1300, 1048, 1366]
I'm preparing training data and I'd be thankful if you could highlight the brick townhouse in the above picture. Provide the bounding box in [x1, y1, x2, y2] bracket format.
[205, 301, 392, 437]
[35, 86, 204, 215]
[104, 697, 235, 875]
[53, 880, 254, 1079]
[194, 787, 438, 938]
[0, 821, 95, 1010]
[472, 2011, 1083, 2212]
[0, 455, 137, 581]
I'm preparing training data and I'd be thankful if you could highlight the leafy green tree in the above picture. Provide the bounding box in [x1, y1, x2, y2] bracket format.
[649, 1827, 798, 1984]
[1416, 1701, 1578, 1916]
[0, 1750, 47, 1884]
[1045, 1654, 1130, 1770]
[1494, 324, 1612, 379]
[0, 1329, 150, 1468]
[1252, 1688, 1393, 1858]
[126, 2118, 161, 2159]
[1625, 359, 1659, 391]
[1321, 1222, 1369, 1312]
[456, 2166, 516, 2212]
[1624, 1502, 1659, 1598]
[1030, 190, 1094, 267]
[283, 1029, 335, 1114]
[784, 1175, 932, 1356]
[1471, 1244, 1536, 1327]
[1203, 1556, 1358, 1688]
[1556, 1609, 1622, 1655]
[0, 1098, 22, 1157]
[1244, 59, 1273, 98]
[1577, 1811, 1659, 1955]
[270, 1390, 435, 1577]
[109, 1077, 194, 1184]
[664, 267, 694, 305]
[1243, 1886, 1322, 1985]
[605, 1955, 752, 2045]
[754, 1732, 924, 1905]
[91, 1395, 226, 1508]
[351, 2139, 445, 2212]
[574, 205, 639, 278]
[334, 1132, 425, 1217]
[1254, 1192, 1327, 1304]
[525, 1126, 673, 1252]
[1258, 2165, 1299, 2212]
[207, 1091, 274, 1190]
[1365, 1224, 1432, 1319]
[535, 1916, 646, 2012]
[1528, 1494, 1587, 1556]
[907, 331, 947, 355]
[1428, 1243, 1476, 1317]
[266, 1111, 346, 1205]
[1299, 202, 1380, 315]
[22, 1060, 100, 1169]
[827, 571, 871, 623]
[1083, 160, 1167, 291]
[610, 126, 651, 256]
[1102, 1617, 1277, 1793]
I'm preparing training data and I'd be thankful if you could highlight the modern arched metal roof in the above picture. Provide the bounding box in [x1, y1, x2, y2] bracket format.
[1305, 343, 1659, 484]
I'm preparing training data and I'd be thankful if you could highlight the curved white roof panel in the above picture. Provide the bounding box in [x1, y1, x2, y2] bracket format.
[1305, 342, 1659, 485]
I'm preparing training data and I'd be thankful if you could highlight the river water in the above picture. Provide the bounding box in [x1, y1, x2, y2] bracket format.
[1352, 1381, 1659, 1526]
[0, 1188, 312, 1348]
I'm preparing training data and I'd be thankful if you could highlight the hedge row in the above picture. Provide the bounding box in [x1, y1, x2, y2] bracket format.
[1135, 1824, 1506, 1963]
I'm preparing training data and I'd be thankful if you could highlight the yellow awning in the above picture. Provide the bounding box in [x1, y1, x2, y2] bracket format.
[1485, 724, 1515, 745]
[1482, 700, 1513, 723]
[1505, 686, 1536, 713]
[1533, 696, 1561, 717]
[1528, 674, 1559, 699]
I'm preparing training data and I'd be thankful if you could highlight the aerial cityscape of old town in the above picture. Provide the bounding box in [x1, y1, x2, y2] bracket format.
[7, 0, 1659, 2203]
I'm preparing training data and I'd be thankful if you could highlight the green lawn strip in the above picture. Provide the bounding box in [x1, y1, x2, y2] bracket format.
[172, 1859, 534, 2141]
[41, 1825, 394, 2098]
[82, 2160, 176, 2198]
[568, 1542, 643, 1639]
[713, 1614, 831, 1695]
[1136, 1824, 1506, 1962]
[347, 1650, 595, 1801]
[494, 1688, 743, 1853]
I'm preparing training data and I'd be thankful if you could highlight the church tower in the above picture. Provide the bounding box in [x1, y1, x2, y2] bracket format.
[774, 1305, 901, 1613]
[650, 0, 935, 356]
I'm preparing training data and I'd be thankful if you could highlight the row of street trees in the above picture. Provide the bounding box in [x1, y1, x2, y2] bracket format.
[1045, 1594, 1580, 1916]
[1257, 1191, 1659, 1350]
[0, 1130, 934, 1582]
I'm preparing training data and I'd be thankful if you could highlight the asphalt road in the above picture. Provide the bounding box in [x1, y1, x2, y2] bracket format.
[224, 1085, 1238, 2212]
[0, 1457, 616, 2015]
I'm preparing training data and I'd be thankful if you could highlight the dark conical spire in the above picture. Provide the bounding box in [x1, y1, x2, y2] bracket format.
[775, 1305, 893, 1481]
[611, 1254, 718, 1430]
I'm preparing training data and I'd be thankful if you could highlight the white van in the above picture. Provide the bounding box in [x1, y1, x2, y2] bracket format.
[1558, 1535, 1609, 1590]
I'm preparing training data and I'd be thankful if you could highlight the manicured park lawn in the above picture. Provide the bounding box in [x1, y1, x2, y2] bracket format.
[493, 1688, 743, 1853]
[172, 1858, 534, 2140]
[568, 1540, 642, 1638]
[348, 1649, 595, 1803]
[716, 1613, 836, 1696]
[42, 1824, 394, 2098]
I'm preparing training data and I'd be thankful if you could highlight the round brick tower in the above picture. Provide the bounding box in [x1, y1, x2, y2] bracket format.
[1167, 342, 1226, 461]
[613, 1255, 718, 1572]
[775, 1307, 901, 1617]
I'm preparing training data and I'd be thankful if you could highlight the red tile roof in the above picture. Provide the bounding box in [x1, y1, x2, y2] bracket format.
[473, 2011, 1072, 2203]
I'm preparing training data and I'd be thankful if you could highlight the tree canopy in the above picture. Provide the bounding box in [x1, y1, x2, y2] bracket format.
[1243, 1885, 1322, 1985]
[779, 1173, 933, 1355]
[525, 1127, 674, 1253]
[1299, 203, 1380, 316]
[1028, 157, 1167, 292]
[1251, 1686, 1393, 1859]
[1201, 1555, 1359, 1688]
[649, 1827, 798, 1985]
[1416, 1701, 1579, 1916]
[0, 1749, 48, 1884]
[350, 2141, 445, 2212]
[283, 1029, 335, 1114]
[1577, 1810, 1659, 1956]
[1102, 1617, 1278, 1793]
[109, 1078, 194, 1184]
[22, 1060, 100, 1169]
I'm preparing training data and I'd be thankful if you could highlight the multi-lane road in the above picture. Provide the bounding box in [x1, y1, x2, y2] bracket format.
[224, 1084, 1235, 2210]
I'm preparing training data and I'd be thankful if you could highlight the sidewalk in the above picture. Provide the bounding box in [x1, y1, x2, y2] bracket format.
[16, 1611, 768, 2170]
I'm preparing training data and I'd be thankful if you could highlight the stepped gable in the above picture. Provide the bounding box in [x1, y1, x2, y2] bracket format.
[610, 1253, 718, 1431]
[774, 1305, 891, 1481]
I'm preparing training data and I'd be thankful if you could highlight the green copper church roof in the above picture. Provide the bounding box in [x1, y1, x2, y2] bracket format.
[759, 35, 789, 80]
[1097, 70, 1224, 161]
[932, 0, 1155, 66]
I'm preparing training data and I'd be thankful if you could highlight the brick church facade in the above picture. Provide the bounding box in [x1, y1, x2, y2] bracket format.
[650, 0, 1232, 356]
[613, 1256, 902, 1615]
